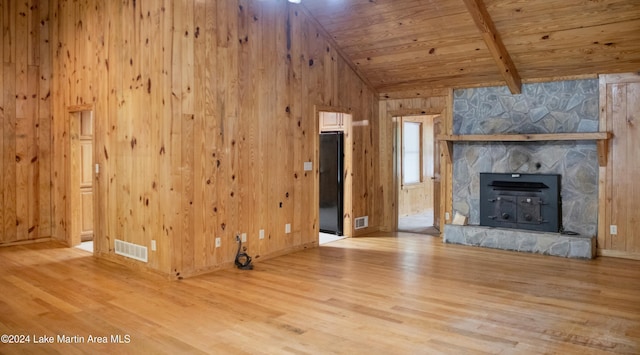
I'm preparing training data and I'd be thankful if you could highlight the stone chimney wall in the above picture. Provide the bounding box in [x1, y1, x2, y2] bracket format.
[452, 79, 599, 237]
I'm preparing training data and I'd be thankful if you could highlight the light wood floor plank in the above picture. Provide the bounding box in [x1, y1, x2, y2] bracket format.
[0, 232, 639, 354]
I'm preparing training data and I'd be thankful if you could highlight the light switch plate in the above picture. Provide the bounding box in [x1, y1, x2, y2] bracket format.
[610, 225, 617, 235]
[259, 229, 265, 240]
[303, 161, 313, 171]
[285, 223, 291, 234]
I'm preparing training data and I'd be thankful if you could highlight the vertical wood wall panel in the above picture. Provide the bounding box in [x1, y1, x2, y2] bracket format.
[0, 0, 381, 276]
[168, 0, 185, 274]
[157, 0, 174, 272]
[49, 0, 60, 240]
[257, 3, 277, 258]
[3, 61, 17, 241]
[192, 0, 207, 271]
[3, 4, 22, 242]
[242, 0, 262, 255]
[213, 1, 230, 272]
[139, 0, 153, 266]
[146, 0, 163, 269]
[290, 7, 305, 246]
[236, 0, 250, 255]
[598, 73, 640, 259]
[203, 0, 218, 268]
[97, 0, 116, 257]
[610, 84, 627, 251]
[3, 0, 16, 63]
[114, 0, 131, 256]
[15, 0, 29, 240]
[0, 0, 51, 245]
[627, 83, 640, 254]
[220, 0, 240, 274]
[279, 4, 297, 250]
[26, 65, 39, 238]
[38, 0, 52, 242]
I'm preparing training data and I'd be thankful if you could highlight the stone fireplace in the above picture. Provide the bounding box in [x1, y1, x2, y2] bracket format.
[443, 79, 599, 258]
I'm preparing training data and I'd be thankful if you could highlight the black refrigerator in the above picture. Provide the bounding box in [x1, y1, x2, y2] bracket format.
[319, 132, 344, 235]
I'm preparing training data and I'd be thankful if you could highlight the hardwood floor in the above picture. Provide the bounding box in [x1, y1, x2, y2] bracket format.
[1, 232, 639, 354]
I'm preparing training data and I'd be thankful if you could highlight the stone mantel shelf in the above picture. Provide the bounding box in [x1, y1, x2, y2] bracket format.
[436, 132, 612, 166]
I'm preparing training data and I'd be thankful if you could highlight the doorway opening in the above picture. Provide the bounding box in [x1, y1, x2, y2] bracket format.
[395, 114, 441, 235]
[319, 131, 344, 235]
[316, 108, 352, 245]
[67, 109, 95, 251]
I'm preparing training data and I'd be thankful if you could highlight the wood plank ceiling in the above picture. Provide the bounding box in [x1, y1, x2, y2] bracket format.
[301, 0, 640, 97]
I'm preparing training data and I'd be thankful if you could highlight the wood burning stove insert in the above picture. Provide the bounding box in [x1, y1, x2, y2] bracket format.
[479, 173, 561, 233]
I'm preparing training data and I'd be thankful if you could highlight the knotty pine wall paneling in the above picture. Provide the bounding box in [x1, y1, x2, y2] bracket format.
[255, 2, 273, 262]
[337, 58, 379, 237]
[15, 0, 28, 242]
[217, 0, 240, 273]
[1, 0, 52, 246]
[292, 8, 315, 245]
[175, 0, 196, 276]
[50, 0, 380, 277]
[138, 0, 155, 270]
[288, 5, 304, 247]
[50, 0, 71, 246]
[231, 0, 258, 265]
[300, 8, 320, 242]
[153, 0, 175, 272]
[50, 0, 66, 244]
[192, 0, 209, 271]
[98, 0, 116, 262]
[38, 0, 53, 245]
[599, 73, 640, 260]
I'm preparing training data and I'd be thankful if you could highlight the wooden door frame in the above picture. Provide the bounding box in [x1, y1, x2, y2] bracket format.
[314, 105, 353, 238]
[432, 115, 443, 231]
[388, 109, 446, 232]
[66, 104, 95, 247]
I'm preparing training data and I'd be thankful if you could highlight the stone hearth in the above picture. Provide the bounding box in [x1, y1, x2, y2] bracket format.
[444, 225, 596, 259]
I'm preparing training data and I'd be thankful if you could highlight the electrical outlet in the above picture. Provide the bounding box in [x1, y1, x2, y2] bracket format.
[215, 237, 221, 248]
[445, 212, 450, 221]
[259, 229, 265, 240]
[285, 223, 291, 234]
[241, 233, 247, 243]
[610, 225, 618, 235]
[151, 240, 157, 251]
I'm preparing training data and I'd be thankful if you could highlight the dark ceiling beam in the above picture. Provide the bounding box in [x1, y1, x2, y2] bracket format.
[461, 0, 522, 94]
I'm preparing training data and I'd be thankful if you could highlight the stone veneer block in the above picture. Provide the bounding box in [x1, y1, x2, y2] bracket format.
[443, 224, 595, 259]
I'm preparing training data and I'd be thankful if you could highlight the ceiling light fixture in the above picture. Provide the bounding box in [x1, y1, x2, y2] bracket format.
[288, 0, 301, 3]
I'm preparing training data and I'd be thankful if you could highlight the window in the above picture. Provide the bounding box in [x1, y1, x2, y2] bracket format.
[402, 121, 422, 185]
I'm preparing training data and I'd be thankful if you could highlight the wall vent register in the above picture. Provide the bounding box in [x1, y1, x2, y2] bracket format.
[115, 239, 148, 263]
